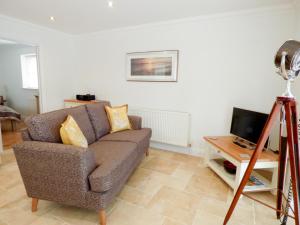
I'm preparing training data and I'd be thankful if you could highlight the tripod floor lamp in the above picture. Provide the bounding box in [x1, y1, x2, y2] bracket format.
[224, 40, 300, 225]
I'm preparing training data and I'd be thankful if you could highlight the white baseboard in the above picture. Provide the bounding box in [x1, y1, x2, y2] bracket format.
[150, 141, 204, 157]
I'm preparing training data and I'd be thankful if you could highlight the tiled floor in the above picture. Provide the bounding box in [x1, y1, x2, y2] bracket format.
[0, 148, 291, 225]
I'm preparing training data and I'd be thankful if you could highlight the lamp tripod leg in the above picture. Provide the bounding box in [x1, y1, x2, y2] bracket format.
[284, 102, 300, 225]
[291, 103, 300, 195]
[277, 135, 288, 219]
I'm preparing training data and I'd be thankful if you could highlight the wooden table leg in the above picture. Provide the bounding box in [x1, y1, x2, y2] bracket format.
[234, 163, 247, 194]
[270, 166, 279, 196]
[32, 198, 38, 212]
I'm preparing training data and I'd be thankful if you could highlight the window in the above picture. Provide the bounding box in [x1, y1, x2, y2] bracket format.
[21, 54, 39, 89]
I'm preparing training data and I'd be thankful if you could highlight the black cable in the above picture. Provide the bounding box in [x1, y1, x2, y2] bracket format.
[278, 117, 300, 224]
[280, 119, 300, 224]
[280, 177, 293, 225]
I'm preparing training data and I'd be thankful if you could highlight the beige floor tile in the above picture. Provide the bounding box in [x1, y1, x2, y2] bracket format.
[0, 221, 8, 225]
[171, 153, 202, 166]
[0, 148, 279, 225]
[28, 215, 66, 225]
[0, 206, 40, 225]
[185, 172, 229, 202]
[246, 192, 276, 206]
[163, 217, 185, 225]
[196, 196, 228, 218]
[148, 169, 191, 191]
[0, 184, 27, 208]
[192, 167, 218, 179]
[142, 157, 179, 175]
[171, 168, 195, 183]
[126, 167, 153, 188]
[253, 201, 278, 225]
[177, 163, 201, 173]
[193, 210, 225, 225]
[108, 200, 164, 225]
[229, 205, 255, 225]
[128, 166, 190, 192]
[118, 185, 154, 206]
[194, 209, 255, 225]
[0, 173, 22, 190]
[163, 206, 195, 225]
[139, 154, 156, 167]
[147, 187, 201, 225]
[150, 149, 176, 160]
[148, 186, 202, 213]
[179, 162, 216, 176]
[126, 168, 164, 196]
[0, 150, 16, 164]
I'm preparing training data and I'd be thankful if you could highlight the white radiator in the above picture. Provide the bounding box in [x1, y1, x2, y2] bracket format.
[129, 107, 191, 147]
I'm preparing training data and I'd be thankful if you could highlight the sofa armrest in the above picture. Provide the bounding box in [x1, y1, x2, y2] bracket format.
[20, 128, 32, 141]
[13, 141, 97, 204]
[128, 115, 142, 130]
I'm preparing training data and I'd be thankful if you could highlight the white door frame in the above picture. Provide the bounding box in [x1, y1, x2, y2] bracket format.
[0, 36, 43, 159]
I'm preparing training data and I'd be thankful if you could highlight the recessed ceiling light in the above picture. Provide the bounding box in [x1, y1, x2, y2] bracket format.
[107, 0, 114, 8]
[49, 16, 55, 21]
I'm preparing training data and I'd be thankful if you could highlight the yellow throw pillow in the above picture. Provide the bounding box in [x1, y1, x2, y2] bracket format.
[105, 105, 132, 133]
[60, 115, 88, 148]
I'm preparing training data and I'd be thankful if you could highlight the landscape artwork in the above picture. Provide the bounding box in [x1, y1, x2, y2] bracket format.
[126, 50, 178, 81]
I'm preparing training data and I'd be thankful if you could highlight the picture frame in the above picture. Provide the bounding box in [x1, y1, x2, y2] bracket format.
[126, 50, 179, 82]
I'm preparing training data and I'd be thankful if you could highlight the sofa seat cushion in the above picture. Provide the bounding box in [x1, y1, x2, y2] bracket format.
[25, 106, 96, 144]
[89, 141, 138, 193]
[100, 128, 151, 145]
[85, 101, 111, 139]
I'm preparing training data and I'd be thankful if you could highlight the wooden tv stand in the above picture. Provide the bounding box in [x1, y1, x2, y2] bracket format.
[204, 136, 278, 194]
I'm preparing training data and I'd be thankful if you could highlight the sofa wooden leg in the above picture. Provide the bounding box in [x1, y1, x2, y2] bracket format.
[99, 210, 106, 225]
[32, 198, 38, 212]
[146, 149, 149, 156]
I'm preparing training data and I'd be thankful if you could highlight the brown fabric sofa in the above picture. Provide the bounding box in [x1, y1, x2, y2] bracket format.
[13, 101, 151, 225]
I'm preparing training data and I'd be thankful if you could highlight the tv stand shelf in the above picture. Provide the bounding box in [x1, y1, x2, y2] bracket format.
[204, 136, 278, 194]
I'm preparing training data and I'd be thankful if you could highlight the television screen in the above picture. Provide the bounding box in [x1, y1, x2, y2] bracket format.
[230, 107, 269, 146]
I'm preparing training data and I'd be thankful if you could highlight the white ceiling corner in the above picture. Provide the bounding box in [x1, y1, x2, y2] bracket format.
[0, 0, 294, 34]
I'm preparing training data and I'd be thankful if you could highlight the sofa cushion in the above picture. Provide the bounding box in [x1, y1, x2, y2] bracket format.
[86, 101, 111, 139]
[100, 128, 151, 144]
[88, 141, 138, 192]
[100, 128, 151, 155]
[25, 106, 96, 144]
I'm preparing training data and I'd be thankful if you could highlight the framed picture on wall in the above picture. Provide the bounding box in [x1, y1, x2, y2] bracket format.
[126, 50, 179, 82]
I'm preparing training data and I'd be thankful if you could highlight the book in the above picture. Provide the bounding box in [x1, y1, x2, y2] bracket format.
[247, 175, 265, 186]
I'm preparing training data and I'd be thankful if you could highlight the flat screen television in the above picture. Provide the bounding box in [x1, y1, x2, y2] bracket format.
[230, 107, 269, 147]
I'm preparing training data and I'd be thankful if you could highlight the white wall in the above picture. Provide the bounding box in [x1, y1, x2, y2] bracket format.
[0, 4, 297, 154]
[74, 5, 295, 154]
[288, 0, 300, 105]
[297, 0, 300, 39]
[0, 45, 38, 116]
[0, 15, 77, 112]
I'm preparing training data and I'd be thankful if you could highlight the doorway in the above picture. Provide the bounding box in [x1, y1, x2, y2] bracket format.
[0, 38, 41, 152]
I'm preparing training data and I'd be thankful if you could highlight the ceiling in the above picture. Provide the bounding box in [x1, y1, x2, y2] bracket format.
[0, 0, 293, 34]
